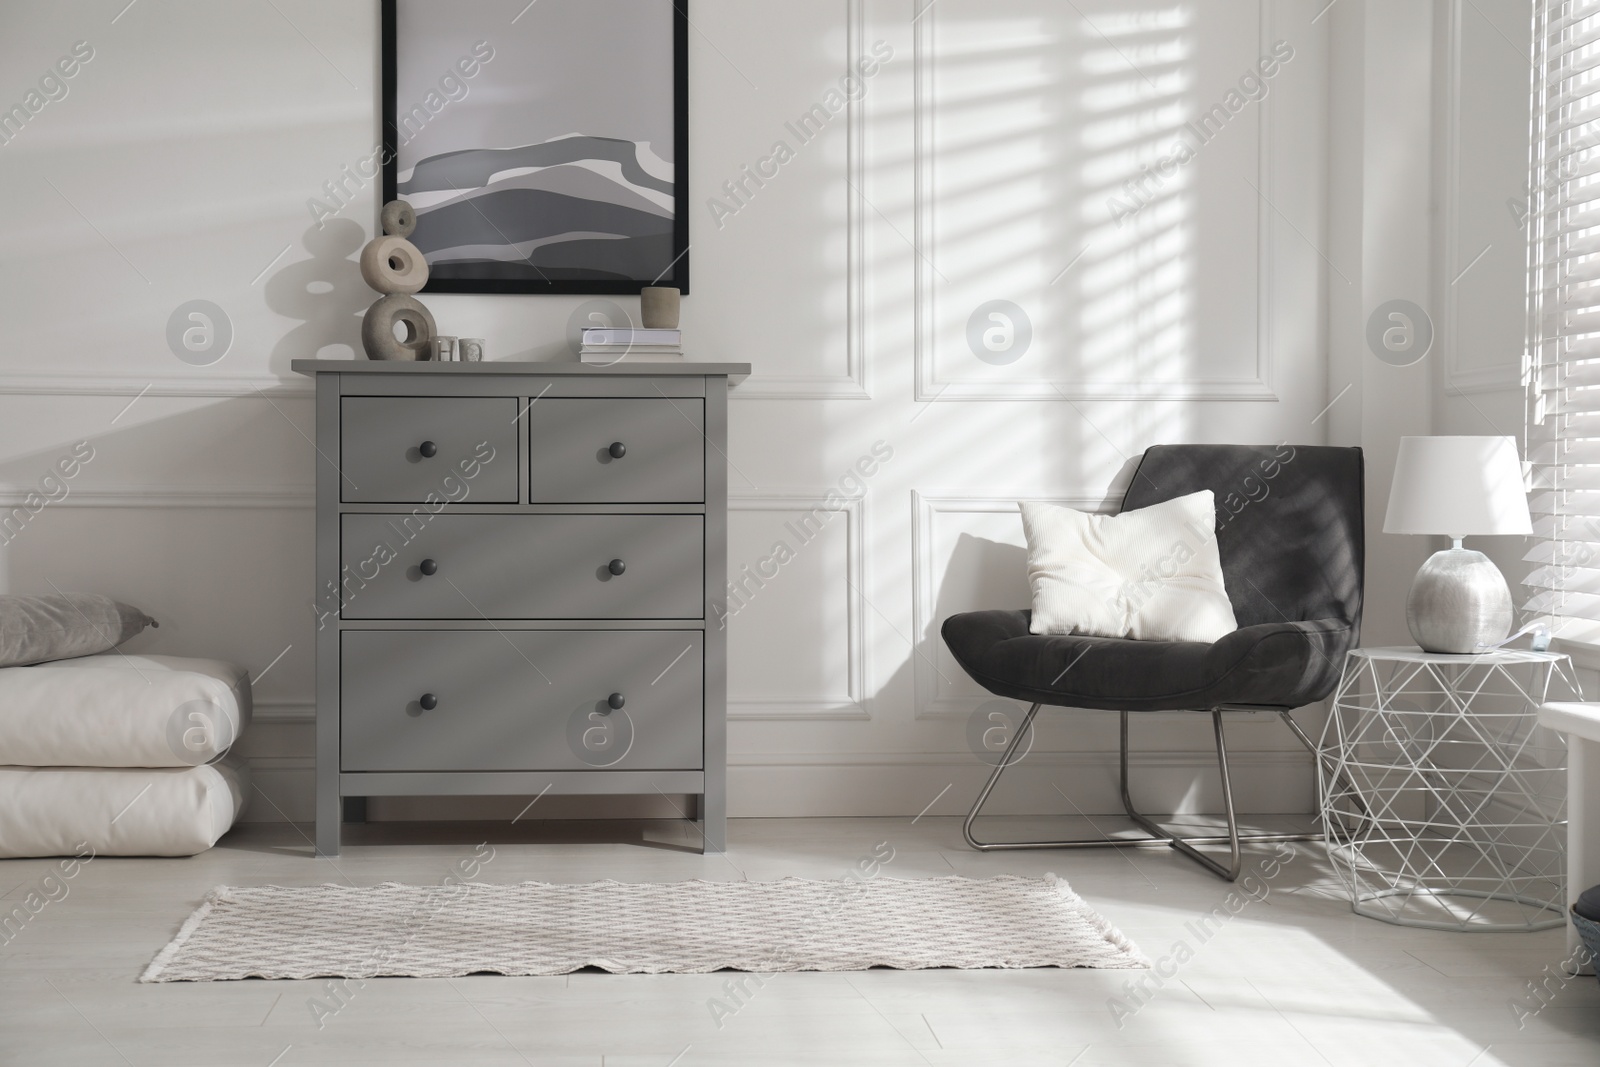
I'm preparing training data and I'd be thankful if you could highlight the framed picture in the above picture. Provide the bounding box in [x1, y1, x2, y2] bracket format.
[381, 0, 689, 295]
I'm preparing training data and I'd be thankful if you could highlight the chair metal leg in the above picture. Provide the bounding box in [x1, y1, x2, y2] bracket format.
[1138, 708, 1353, 848]
[1118, 710, 1242, 880]
[1276, 708, 1370, 841]
[963, 702, 1164, 854]
[963, 702, 1330, 881]
[1276, 708, 1318, 754]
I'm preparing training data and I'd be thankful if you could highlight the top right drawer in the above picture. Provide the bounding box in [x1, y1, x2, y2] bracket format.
[527, 397, 705, 503]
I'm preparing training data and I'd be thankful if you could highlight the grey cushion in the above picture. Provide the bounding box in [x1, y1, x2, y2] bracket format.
[1577, 883, 1600, 923]
[942, 610, 1351, 712]
[0, 594, 156, 668]
[941, 444, 1364, 712]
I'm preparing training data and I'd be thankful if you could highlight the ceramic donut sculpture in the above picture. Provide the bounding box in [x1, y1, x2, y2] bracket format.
[361, 294, 437, 361]
[380, 198, 416, 237]
[360, 235, 429, 295]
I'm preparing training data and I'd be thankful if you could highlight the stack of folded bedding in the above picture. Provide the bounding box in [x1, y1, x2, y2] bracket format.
[0, 593, 251, 857]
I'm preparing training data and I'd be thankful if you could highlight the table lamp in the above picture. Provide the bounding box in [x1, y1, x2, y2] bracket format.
[1383, 436, 1533, 654]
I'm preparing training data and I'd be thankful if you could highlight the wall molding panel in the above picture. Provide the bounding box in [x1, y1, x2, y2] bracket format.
[728, 0, 870, 401]
[0, 373, 313, 398]
[726, 490, 869, 720]
[0, 484, 314, 508]
[253, 701, 316, 723]
[912, 0, 1278, 402]
[1440, 0, 1523, 397]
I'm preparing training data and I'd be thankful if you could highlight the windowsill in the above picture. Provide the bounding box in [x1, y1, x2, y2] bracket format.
[1552, 637, 1600, 675]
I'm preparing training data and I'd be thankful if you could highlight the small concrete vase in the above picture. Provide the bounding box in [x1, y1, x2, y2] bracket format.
[1405, 547, 1514, 654]
[640, 286, 680, 329]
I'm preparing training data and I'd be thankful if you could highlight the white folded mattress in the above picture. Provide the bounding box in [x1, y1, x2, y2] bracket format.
[0, 758, 249, 858]
[0, 654, 250, 767]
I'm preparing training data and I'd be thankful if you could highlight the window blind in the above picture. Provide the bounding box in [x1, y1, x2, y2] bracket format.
[1525, 0, 1600, 643]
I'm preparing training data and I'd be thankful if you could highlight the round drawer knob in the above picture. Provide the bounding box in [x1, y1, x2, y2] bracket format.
[607, 692, 626, 711]
[419, 693, 438, 711]
[608, 441, 627, 459]
[607, 559, 626, 576]
[419, 558, 438, 576]
[419, 440, 438, 458]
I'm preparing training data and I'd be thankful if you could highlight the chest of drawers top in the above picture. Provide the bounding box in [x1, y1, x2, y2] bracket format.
[291, 360, 751, 379]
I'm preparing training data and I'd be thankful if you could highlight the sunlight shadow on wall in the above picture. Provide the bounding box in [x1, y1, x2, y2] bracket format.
[924, 2, 1196, 400]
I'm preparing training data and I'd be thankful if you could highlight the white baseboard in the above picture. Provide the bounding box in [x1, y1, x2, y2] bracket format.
[727, 750, 1316, 818]
[244, 758, 317, 824]
[234, 750, 1318, 823]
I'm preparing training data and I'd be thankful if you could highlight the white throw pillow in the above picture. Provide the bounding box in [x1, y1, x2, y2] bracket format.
[0, 654, 250, 767]
[0, 759, 248, 858]
[1021, 491, 1238, 643]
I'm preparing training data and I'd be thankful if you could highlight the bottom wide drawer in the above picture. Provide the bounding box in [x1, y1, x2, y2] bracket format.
[341, 630, 703, 772]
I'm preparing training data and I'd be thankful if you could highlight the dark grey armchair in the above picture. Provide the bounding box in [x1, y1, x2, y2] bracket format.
[941, 444, 1365, 880]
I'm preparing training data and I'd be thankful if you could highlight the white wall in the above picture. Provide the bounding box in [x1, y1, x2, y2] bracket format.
[0, 0, 1389, 824]
[1433, 0, 1538, 582]
[1324, 0, 1436, 655]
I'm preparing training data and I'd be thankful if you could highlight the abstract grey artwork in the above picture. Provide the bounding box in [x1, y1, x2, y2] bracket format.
[382, 0, 689, 294]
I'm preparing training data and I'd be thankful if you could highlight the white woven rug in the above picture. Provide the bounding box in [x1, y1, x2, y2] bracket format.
[142, 875, 1144, 982]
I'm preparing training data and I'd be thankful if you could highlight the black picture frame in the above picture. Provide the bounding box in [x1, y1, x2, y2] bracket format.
[380, 0, 689, 295]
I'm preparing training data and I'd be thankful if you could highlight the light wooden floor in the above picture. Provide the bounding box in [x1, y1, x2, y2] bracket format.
[1, 815, 1597, 1066]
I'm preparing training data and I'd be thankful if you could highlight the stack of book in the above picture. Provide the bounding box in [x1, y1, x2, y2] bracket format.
[580, 328, 682, 363]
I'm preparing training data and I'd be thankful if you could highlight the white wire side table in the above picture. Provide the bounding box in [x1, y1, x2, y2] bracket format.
[1320, 646, 1580, 931]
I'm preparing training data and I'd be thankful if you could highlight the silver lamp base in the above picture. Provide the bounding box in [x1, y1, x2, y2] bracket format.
[1405, 547, 1513, 654]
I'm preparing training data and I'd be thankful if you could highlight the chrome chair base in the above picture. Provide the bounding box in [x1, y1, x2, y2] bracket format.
[962, 703, 1352, 881]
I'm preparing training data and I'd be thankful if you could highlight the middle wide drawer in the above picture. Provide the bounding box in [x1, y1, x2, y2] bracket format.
[340, 513, 705, 619]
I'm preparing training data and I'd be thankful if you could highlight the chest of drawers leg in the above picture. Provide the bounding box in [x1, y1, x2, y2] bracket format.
[299, 362, 742, 857]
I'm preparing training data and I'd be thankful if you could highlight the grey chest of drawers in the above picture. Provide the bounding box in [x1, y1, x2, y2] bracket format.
[291, 360, 749, 856]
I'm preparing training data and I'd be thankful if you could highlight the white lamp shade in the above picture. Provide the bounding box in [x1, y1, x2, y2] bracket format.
[1383, 436, 1533, 537]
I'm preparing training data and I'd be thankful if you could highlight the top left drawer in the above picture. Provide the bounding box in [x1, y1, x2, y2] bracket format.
[340, 397, 519, 503]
